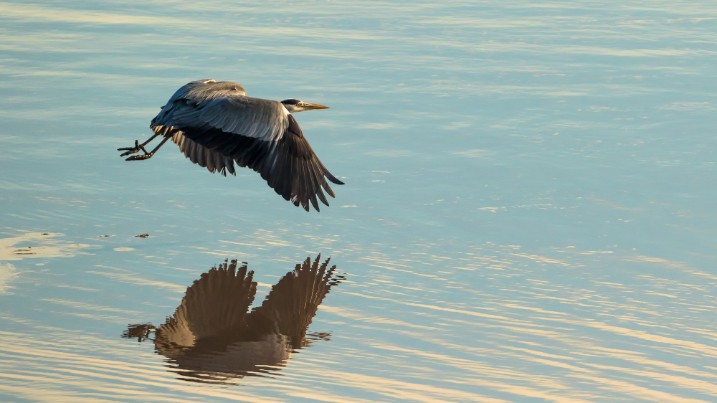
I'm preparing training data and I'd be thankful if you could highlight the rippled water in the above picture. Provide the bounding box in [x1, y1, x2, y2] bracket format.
[2, 1, 717, 401]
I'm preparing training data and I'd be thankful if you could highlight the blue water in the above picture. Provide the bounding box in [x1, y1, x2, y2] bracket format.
[1, 1, 717, 401]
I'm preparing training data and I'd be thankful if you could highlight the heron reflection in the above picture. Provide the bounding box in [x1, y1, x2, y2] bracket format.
[123, 255, 344, 383]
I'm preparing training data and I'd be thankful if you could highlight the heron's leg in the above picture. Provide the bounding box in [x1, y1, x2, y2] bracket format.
[125, 136, 171, 161]
[118, 133, 161, 157]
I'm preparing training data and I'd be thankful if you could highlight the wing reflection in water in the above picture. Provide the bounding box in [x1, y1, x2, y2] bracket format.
[123, 255, 344, 384]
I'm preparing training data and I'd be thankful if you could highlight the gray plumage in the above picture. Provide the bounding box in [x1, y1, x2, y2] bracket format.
[119, 79, 343, 212]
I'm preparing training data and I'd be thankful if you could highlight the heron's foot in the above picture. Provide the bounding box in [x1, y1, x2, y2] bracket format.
[118, 140, 151, 159]
[118, 134, 169, 162]
[125, 153, 155, 161]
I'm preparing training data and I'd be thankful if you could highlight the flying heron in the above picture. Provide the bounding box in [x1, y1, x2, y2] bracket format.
[118, 79, 343, 212]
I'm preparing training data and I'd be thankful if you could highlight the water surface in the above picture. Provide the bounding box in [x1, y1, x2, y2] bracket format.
[1, 1, 716, 401]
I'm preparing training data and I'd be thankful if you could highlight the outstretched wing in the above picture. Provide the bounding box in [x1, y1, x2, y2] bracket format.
[151, 79, 343, 212]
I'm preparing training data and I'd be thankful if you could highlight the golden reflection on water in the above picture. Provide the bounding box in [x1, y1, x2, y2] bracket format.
[0, 232, 90, 261]
[1, 240, 716, 401]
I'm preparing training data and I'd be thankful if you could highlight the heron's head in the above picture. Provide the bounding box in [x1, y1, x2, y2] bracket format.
[281, 99, 329, 113]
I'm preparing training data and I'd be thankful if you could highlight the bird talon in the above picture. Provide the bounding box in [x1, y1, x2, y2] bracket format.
[118, 140, 142, 156]
[118, 140, 152, 157]
[126, 153, 152, 161]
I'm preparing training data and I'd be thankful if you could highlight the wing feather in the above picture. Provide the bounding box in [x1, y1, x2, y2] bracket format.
[161, 121, 342, 211]
[152, 79, 287, 143]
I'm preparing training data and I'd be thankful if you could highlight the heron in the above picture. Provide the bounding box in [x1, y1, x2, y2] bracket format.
[118, 79, 343, 212]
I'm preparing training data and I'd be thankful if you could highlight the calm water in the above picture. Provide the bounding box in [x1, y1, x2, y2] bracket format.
[2, 1, 717, 401]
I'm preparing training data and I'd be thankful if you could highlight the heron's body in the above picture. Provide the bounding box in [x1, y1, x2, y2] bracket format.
[119, 79, 343, 211]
